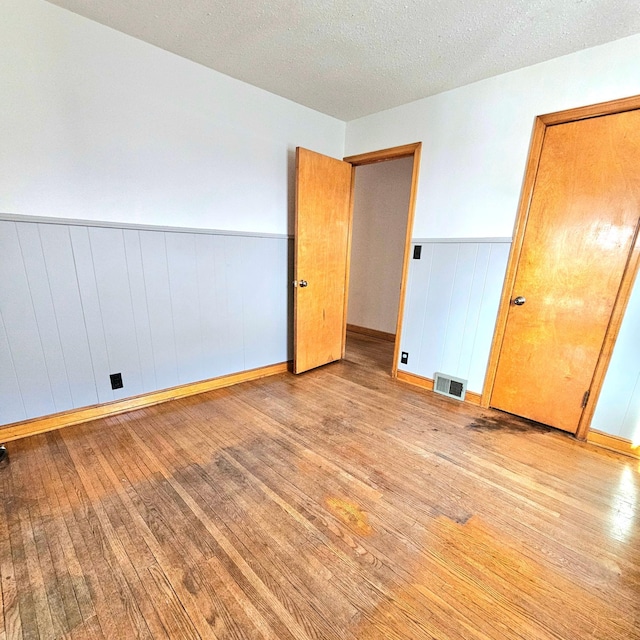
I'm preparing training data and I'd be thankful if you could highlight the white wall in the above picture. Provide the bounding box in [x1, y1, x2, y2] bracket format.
[3, 0, 640, 433]
[347, 158, 413, 334]
[345, 34, 640, 239]
[0, 0, 345, 235]
[0, 0, 341, 425]
[345, 34, 640, 420]
[591, 274, 640, 444]
[399, 240, 510, 392]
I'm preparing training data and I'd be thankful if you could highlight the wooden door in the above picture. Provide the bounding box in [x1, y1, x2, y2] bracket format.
[491, 109, 640, 433]
[294, 147, 353, 373]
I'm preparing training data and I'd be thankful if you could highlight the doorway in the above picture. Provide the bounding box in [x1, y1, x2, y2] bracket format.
[345, 157, 414, 372]
[294, 143, 421, 375]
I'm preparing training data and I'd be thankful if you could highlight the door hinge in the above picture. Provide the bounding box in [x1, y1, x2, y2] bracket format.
[581, 390, 590, 408]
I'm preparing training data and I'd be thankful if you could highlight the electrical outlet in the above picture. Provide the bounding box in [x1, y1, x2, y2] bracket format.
[110, 373, 123, 390]
[0, 444, 8, 468]
[400, 352, 409, 364]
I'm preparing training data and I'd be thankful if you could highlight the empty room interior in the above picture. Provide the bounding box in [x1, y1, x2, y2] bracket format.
[1, 1, 640, 638]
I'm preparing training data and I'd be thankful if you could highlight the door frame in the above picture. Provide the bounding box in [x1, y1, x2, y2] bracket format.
[481, 94, 640, 440]
[343, 142, 422, 377]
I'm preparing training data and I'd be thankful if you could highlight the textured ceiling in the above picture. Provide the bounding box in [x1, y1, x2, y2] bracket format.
[46, 0, 640, 120]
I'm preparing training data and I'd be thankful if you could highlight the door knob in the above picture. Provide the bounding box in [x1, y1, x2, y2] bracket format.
[512, 296, 526, 306]
[299, 280, 308, 288]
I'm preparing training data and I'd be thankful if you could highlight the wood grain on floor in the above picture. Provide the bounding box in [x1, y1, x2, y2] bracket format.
[1, 333, 638, 639]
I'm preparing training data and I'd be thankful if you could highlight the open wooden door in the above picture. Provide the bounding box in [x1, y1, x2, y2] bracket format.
[294, 147, 353, 373]
[490, 108, 640, 433]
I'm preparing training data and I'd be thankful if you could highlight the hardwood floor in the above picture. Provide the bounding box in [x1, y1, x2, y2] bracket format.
[1, 333, 638, 639]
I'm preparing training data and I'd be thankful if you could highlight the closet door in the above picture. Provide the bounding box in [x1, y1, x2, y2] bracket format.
[491, 109, 640, 433]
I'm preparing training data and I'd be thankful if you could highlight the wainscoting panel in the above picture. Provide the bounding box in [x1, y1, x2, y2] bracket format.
[166, 230, 207, 386]
[72, 225, 121, 404]
[217, 235, 247, 376]
[591, 270, 640, 443]
[194, 233, 237, 380]
[0, 303, 25, 423]
[139, 229, 181, 391]
[1, 222, 56, 418]
[399, 239, 511, 393]
[0, 217, 289, 426]
[39, 223, 100, 409]
[15, 223, 72, 414]
[242, 235, 289, 371]
[123, 230, 157, 392]
[90, 227, 143, 398]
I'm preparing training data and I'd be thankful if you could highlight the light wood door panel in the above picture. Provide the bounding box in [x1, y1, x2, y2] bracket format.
[294, 147, 353, 373]
[491, 109, 640, 433]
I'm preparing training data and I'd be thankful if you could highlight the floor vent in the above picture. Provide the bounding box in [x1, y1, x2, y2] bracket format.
[433, 372, 467, 401]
